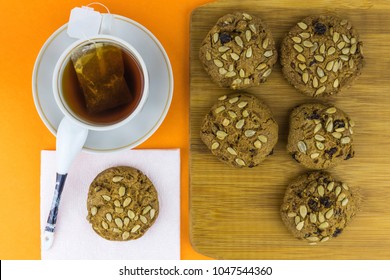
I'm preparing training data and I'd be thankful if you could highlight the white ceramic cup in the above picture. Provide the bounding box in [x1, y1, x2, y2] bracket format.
[43, 34, 149, 250]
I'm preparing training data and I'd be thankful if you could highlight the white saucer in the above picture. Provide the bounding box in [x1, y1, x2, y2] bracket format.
[32, 15, 173, 152]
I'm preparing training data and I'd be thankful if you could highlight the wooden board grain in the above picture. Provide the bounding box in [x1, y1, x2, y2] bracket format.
[189, 0, 390, 259]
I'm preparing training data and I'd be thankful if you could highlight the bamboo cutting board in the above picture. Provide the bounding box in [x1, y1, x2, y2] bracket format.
[189, 0, 390, 259]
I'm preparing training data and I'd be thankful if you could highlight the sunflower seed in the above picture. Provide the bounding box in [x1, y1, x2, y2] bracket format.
[325, 208, 334, 219]
[230, 53, 240, 61]
[310, 213, 317, 223]
[245, 30, 252, 42]
[319, 222, 329, 229]
[288, 212, 297, 217]
[334, 186, 341, 197]
[335, 127, 345, 132]
[302, 72, 309, 84]
[150, 209, 156, 219]
[227, 147, 237, 155]
[295, 216, 301, 225]
[313, 135, 324, 143]
[349, 127, 354, 134]
[350, 44, 357, 54]
[141, 206, 151, 215]
[332, 60, 339, 72]
[294, 44, 304, 53]
[225, 71, 237, 77]
[316, 141, 325, 150]
[131, 225, 141, 233]
[303, 40, 314, 47]
[299, 63, 307, 70]
[212, 33, 219, 43]
[102, 195, 111, 201]
[235, 158, 245, 166]
[218, 95, 227, 101]
[102, 221, 109, 229]
[296, 221, 305, 231]
[211, 142, 220, 150]
[332, 132, 342, 139]
[258, 135, 268, 143]
[340, 55, 349, 61]
[229, 97, 239, 104]
[326, 119, 334, 132]
[292, 36, 302, 43]
[249, 23, 256, 33]
[326, 182, 334, 192]
[341, 137, 351, 144]
[342, 34, 350, 43]
[349, 119, 355, 127]
[124, 217, 130, 226]
[333, 79, 339, 88]
[222, 118, 230, 127]
[319, 44, 326, 54]
[349, 59, 354, 69]
[326, 107, 337, 114]
[218, 46, 230, 52]
[342, 198, 349, 206]
[238, 101, 248, 108]
[333, 32, 340, 43]
[351, 37, 357, 44]
[114, 200, 121, 207]
[254, 140, 262, 149]
[121, 231, 130, 240]
[338, 193, 346, 202]
[307, 236, 319, 242]
[242, 12, 252, 20]
[244, 130, 256, 137]
[114, 218, 123, 228]
[219, 68, 227, 75]
[91, 207, 97, 216]
[123, 197, 132, 208]
[297, 22, 308, 29]
[321, 237, 330, 242]
[300, 205, 308, 218]
[299, 32, 310, 39]
[140, 215, 147, 224]
[216, 131, 228, 140]
[242, 110, 249, 118]
[320, 76, 328, 83]
[256, 63, 267, 70]
[337, 41, 346, 49]
[127, 210, 135, 219]
[297, 141, 307, 153]
[214, 59, 224, 67]
[318, 212, 325, 223]
[310, 153, 320, 159]
[262, 37, 269, 49]
[262, 68, 272, 77]
[318, 185, 325, 196]
[264, 50, 273, 57]
[359, 45, 364, 55]
[94, 187, 101, 192]
[228, 111, 237, 118]
[342, 183, 349, 190]
[235, 36, 244, 47]
[118, 187, 126, 197]
[115, 207, 123, 213]
[239, 69, 245, 78]
[327, 47, 336, 55]
[113, 176, 124, 182]
[244, 78, 251, 84]
[313, 77, 319, 88]
[106, 213, 112, 222]
[342, 47, 350, 55]
[316, 67, 325, 77]
[313, 124, 322, 135]
[297, 54, 306, 62]
[235, 119, 245, 129]
[205, 51, 211, 61]
[246, 46, 252, 58]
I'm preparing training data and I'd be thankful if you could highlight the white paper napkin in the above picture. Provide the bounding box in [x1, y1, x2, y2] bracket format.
[40, 149, 180, 260]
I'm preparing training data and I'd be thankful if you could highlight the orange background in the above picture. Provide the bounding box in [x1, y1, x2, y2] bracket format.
[0, 0, 212, 259]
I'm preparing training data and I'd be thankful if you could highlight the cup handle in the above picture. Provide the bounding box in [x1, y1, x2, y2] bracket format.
[42, 117, 88, 250]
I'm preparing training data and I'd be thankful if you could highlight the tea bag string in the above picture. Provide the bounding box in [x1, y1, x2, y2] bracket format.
[86, 2, 111, 14]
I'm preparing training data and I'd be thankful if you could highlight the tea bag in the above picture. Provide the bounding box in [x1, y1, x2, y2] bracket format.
[70, 43, 132, 114]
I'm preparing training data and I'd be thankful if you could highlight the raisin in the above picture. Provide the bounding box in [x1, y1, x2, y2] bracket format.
[308, 110, 321, 120]
[248, 163, 255, 168]
[333, 228, 343, 237]
[268, 149, 274, 156]
[325, 147, 338, 158]
[219, 32, 232, 44]
[319, 196, 332, 208]
[345, 153, 354, 160]
[292, 153, 300, 163]
[314, 22, 327, 35]
[308, 198, 319, 212]
[309, 60, 317, 66]
[333, 119, 345, 129]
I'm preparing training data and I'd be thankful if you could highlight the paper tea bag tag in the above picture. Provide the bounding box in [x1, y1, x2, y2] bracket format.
[67, 6, 103, 39]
